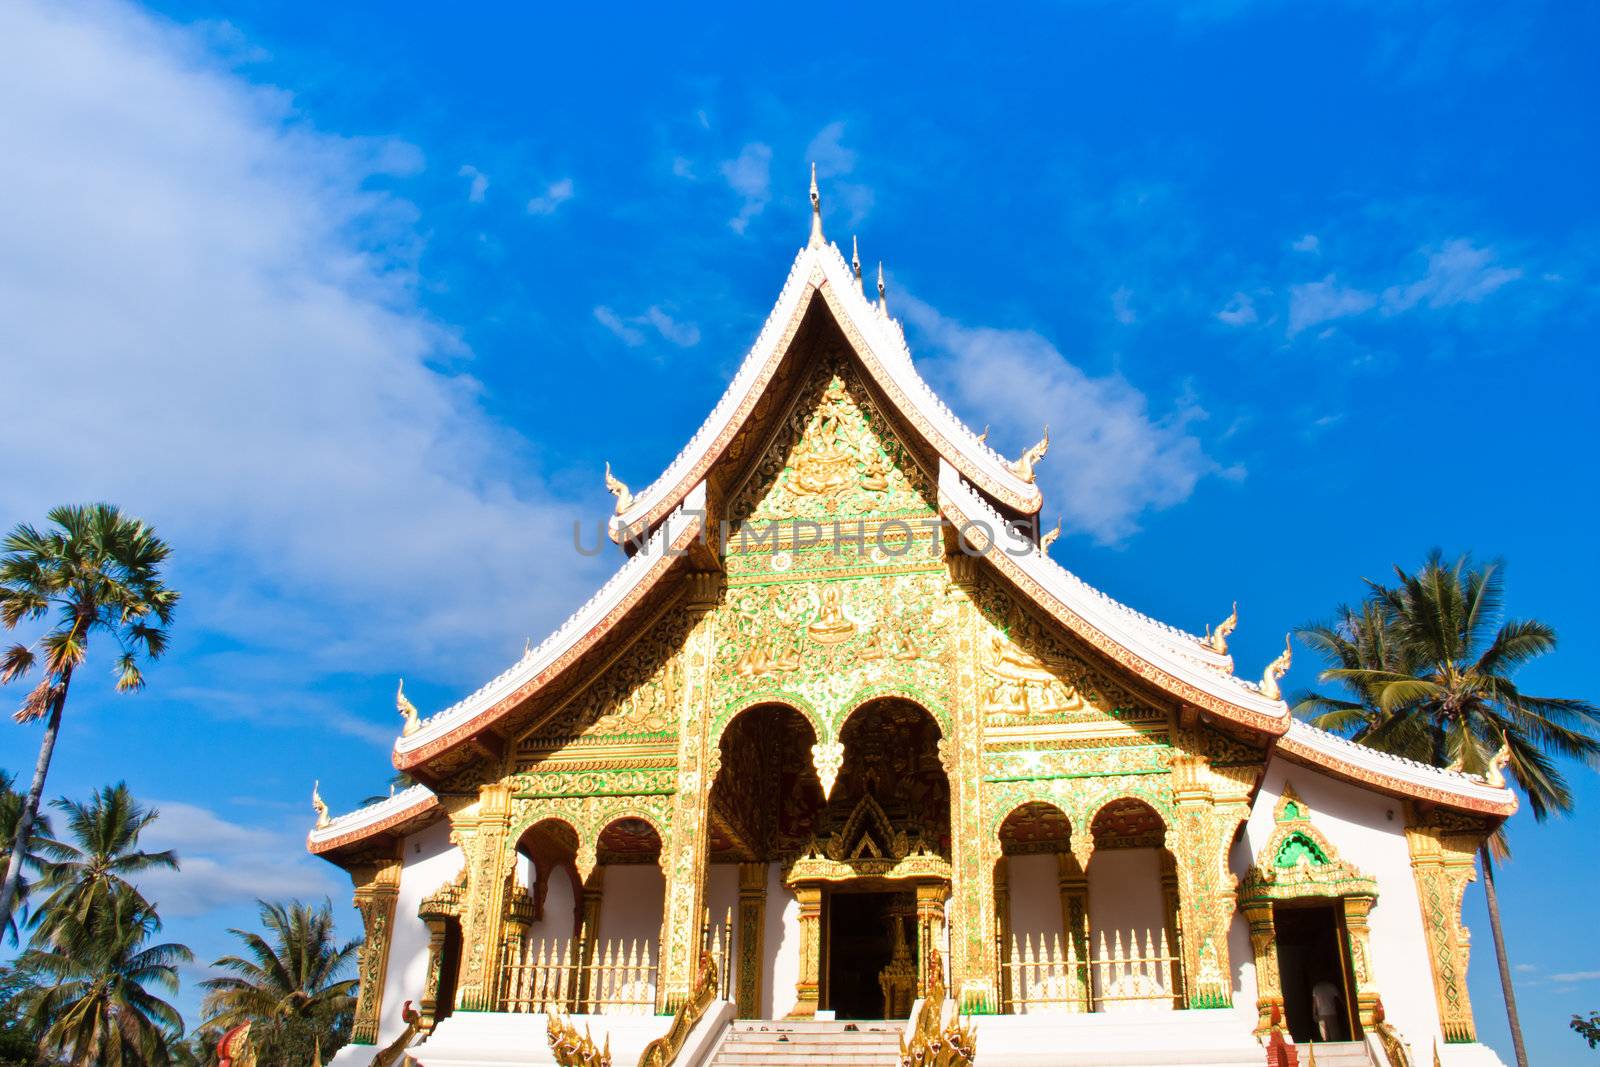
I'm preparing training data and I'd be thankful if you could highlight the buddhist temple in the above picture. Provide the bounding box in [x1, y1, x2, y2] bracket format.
[311, 176, 1515, 1067]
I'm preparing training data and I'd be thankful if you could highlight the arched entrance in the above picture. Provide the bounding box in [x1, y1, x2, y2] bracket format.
[786, 697, 952, 1020]
[1239, 786, 1379, 1043]
[1086, 798, 1182, 1012]
[994, 801, 1078, 1015]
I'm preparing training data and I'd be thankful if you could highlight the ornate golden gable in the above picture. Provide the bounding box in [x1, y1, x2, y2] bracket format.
[1238, 785, 1378, 904]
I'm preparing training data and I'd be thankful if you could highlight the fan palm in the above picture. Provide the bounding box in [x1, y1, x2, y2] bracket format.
[0, 770, 52, 945]
[0, 504, 179, 935]
[201, 899, 361, 1066]
[30, 782, 177, 948]
[16, 891, 190, 1066]
[1294, 550, 1600, 1067]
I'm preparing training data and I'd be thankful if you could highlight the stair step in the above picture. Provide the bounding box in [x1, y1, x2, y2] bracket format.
[711, 1021, 902, 1067]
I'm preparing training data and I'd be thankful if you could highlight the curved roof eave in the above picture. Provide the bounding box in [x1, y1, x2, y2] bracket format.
[306, 783, 440, 858]
[609, 240, 1042, 544]
[393, 483, 708, 770]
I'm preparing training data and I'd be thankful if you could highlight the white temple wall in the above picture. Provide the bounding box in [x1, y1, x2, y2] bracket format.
[1087, 847, 1165, 952]
[377, 817, 462, 1047]
[1242, 757, 1443, 1052]
[764, 862, 801, 1018]
[705, 862, 740, 954]
[1006, 853, 1064, 950]
[596, 863, 666, 957]
[531, 861, 579, 951]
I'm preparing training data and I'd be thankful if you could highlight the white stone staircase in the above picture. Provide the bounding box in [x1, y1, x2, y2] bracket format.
[707, 1019, 902, 1067]
[1299, 1042, 1375, 1067]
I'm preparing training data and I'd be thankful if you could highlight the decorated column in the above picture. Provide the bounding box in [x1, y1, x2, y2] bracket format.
[574, 867, 606, 1010]
[417, 872, 465, 1033]
[1341, 892, 1380, 1028]
[1404, 802, 1486, 1043]
[1056, 851, 1091, 1011]
[656, 572, 721, 1011]
[1171, 750, 1243, 1009]
[915, 881, 949, 999]
[453, 781, 516, 1011]
[349, 852, 402, 1045]
[791, 885, 824, 1016]
[736, 862, 767, 1018]
[1239, 902, 1281, 1036]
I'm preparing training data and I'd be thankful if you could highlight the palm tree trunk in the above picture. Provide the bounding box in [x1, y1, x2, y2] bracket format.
[0, 666, 71, 937]
[1480, 846, 1529, 1067]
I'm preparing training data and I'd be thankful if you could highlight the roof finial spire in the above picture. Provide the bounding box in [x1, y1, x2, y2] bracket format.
[808, 162, 824, 247]
[876, 262, 887, 316]
[851, 235, 862, 281]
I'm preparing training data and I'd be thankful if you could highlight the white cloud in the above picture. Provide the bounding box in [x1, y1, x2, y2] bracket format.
[1550, 970, 1600, 983]
[721, 142, 772, 234]
[1110, 286, 1137, 325]
[458, 163, 488, 203]
[136, 801, 339, 918]
[1288, 275, 1378, 336]
[805, 121, 856, 178]
[594, 305, 700, 348]
[901, 295, 1220, 543]
[527, 176, 574, 215]
[0, 1, 603, 706]
[671, 156, 695, 179]
[1381, 238, 1523, 313]
[1292, 233, 1320, 253]
[1215, 291, 1258, 326]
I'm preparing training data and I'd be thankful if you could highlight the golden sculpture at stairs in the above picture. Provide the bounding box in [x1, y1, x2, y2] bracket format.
[637, 948, 719, 1067]
[899, 949, 976, 1067]
[547, 1010, 613, 1067]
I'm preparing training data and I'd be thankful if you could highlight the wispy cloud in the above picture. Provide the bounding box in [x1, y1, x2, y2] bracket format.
[137, 801, 339, 918]
[1288, 275, 1378, 335]
[901, 295, 1224, 543]
[805, 120, 873, 228]
[1111, 286, 1137, 325]
[527, 177, 574, 215]
[1380, 239, 1523, 314]
[1292, 233, 1320, 253]
[458, 163, 488, 203]
[1215, 291, 1258, 326]
[721, 142, 772, 234]
[593, 305, 701, 348]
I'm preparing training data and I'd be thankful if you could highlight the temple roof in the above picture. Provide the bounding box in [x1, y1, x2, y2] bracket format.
[607, 227, 1043, 546]
[306, 783, 438, 858]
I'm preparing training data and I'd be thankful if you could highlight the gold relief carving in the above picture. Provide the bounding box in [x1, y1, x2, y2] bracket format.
[736, 863, 767, 1018]
[811, 740, 845, 799]
[1405, 803, 1487, 1043]
[514, 766, 676, 798]
[455, 782, 516, 1012]
[728, 358, 936, 527]
[534, 608, 691, 745]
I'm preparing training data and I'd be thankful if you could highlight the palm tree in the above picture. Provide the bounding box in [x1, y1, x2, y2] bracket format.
[16, 891, 191, 1066]
[201, 899, 361, 1066]
[0, 770, 52, 945]
[1295, 551, 1600, 1067]
[30, 782, 177, 949]
[0, 504, 179, 935]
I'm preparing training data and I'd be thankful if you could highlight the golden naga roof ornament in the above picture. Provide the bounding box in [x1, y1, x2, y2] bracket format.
[1204, 602, 1238, 654]
[1041, 518, 1062, 553]
[977, 425, 989, 443]
[1259, 634, 1292, 701]
[311, 781, 330, 829]
[397, 678, 420, 736]
[851, 234, 862, 281]
[808, 162, 824, 247]
[604, 462, 634, 515]
[1009, 426, 1050, 483]
[1486, 731, 1512, 788]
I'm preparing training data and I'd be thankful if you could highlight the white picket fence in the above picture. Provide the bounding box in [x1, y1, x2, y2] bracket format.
[1001, 928, 1182, 1013]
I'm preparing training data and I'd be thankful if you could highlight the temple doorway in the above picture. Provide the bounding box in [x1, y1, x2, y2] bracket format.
[1275, 902, 1359, 1043]
[825, 890, 910, 1019]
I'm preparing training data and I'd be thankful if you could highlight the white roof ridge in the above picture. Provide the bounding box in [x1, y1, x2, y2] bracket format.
[396, 486, 705, 756]
[308, 783, 436, 846]
[1284, 718, 1500, 787]
[611, 240, 1040, 540]
[939, 466, 1286, 720]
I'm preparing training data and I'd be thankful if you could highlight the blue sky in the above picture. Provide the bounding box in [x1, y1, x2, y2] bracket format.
[1, 1, 1596, 1059]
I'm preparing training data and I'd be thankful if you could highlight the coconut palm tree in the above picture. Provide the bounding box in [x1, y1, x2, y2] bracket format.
[201, 899, 361, 1066]
[30, 782, 177, 949]
[1294, 550, 1600, 1067]
[0, 770, 51, 945]
[16, 891, 190, 1066]
[0, 504, 179, 935]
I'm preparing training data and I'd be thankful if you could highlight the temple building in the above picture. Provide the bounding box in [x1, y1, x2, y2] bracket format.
[310, 177, 1514, 1067]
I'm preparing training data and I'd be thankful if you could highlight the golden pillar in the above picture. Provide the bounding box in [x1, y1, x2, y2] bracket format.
[736, 862, 767, 1018]
[349, 852, 402, 1045]
[915, 881, 949, 1000]
[574, 867, 605, 1011]
[1240, 902, 1281, 1036]
[1342, 892, 1380, 1029]
[416, 873, 464, 1034]
[1159, 850, 1185, 1007]
[1171, 754, 1243, 1009]
[453, 781, 516, 1012]
[1056, 851, 1091, 1012]
[657, 573, 720, 1011]
[993, 857, 1011, 1012]
[1404, 803, 1484, 1044]
[791, 885, 824, 1017]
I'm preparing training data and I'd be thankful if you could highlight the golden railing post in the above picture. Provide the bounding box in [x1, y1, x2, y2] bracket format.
[736, 863, 767, 1018]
